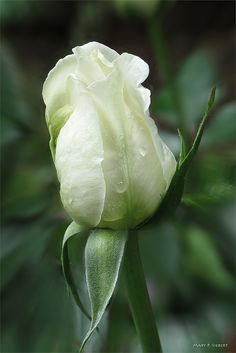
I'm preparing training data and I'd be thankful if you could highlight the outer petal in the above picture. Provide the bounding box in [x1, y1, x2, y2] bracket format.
[73, 42, 118, 65]
[42, 42, 118, 126]
[117, 52, 149, 85]
[42, 54, 76, 122]
[117, 52, 177, 193]
[148, 119, 177, 186]
[89, 65, 171, 229]
[55, 93, 106, 227]
[89, 71, 129, 229]
[72, 42, 119, 85]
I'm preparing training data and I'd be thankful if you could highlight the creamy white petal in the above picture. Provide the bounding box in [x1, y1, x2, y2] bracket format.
[148, 118, 177, 186]
[116, 53, 151, 118]
[117, 52, 149, 85]
[121, 87, 171, 227]
[55, 94, 106, 227]
[90, 67, 169, 229]
[124, 118, 168, 227]
[117, 52, 177, 191]
[42, 54, 77, 123]
[89, 71, 129, 228]
[73, 42, 118, 63]
[71, 42, 119, 86]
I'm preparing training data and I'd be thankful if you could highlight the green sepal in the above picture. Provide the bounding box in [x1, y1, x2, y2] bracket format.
[61, 221, 90, 320]
[150, 87, 216, 224]
[47, 105, 72, 160]
[80, 228, 127, 351]
[177, 128, 187, 164]
[179, 86, 216, 171]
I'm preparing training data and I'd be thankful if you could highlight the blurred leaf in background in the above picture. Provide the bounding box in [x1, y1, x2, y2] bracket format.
[114, 0, 161, 18]
[152, 50, 219, 129]
[202, 102, 236, 147]
[1, 13, 80, 351]
[1, 0, 33, 24]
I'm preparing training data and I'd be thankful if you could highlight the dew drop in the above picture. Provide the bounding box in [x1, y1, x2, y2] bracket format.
[139, 147, 146, 157]
[116, 180, 126, 193]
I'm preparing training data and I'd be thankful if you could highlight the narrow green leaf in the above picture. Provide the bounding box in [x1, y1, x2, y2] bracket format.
[61, 221, 90, 320]
[177, 128, 187, 164]
[80, 229, 127, 351]
[148, 87, 216, 225]
[179, 86, 216, 171]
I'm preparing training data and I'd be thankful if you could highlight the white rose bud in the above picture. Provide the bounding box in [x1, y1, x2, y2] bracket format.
[43, 42, 176, 230]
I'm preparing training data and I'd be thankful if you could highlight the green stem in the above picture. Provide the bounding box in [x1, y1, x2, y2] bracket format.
[124, 231, 163, 353]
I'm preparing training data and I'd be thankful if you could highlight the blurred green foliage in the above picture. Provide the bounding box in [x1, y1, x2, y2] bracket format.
[114, 0, 161, 18]
[0, 0, 36, 24]
[1, 0, 235, 352]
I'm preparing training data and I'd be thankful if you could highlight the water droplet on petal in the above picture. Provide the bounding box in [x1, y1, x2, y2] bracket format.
[139, 147, 146, 157]
[116, 180, 126, 193]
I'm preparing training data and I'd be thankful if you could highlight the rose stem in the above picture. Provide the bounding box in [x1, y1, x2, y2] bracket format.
[124, 230, 163, 353]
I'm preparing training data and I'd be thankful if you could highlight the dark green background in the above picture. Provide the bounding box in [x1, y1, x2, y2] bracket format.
[1, 1, 235, 352]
